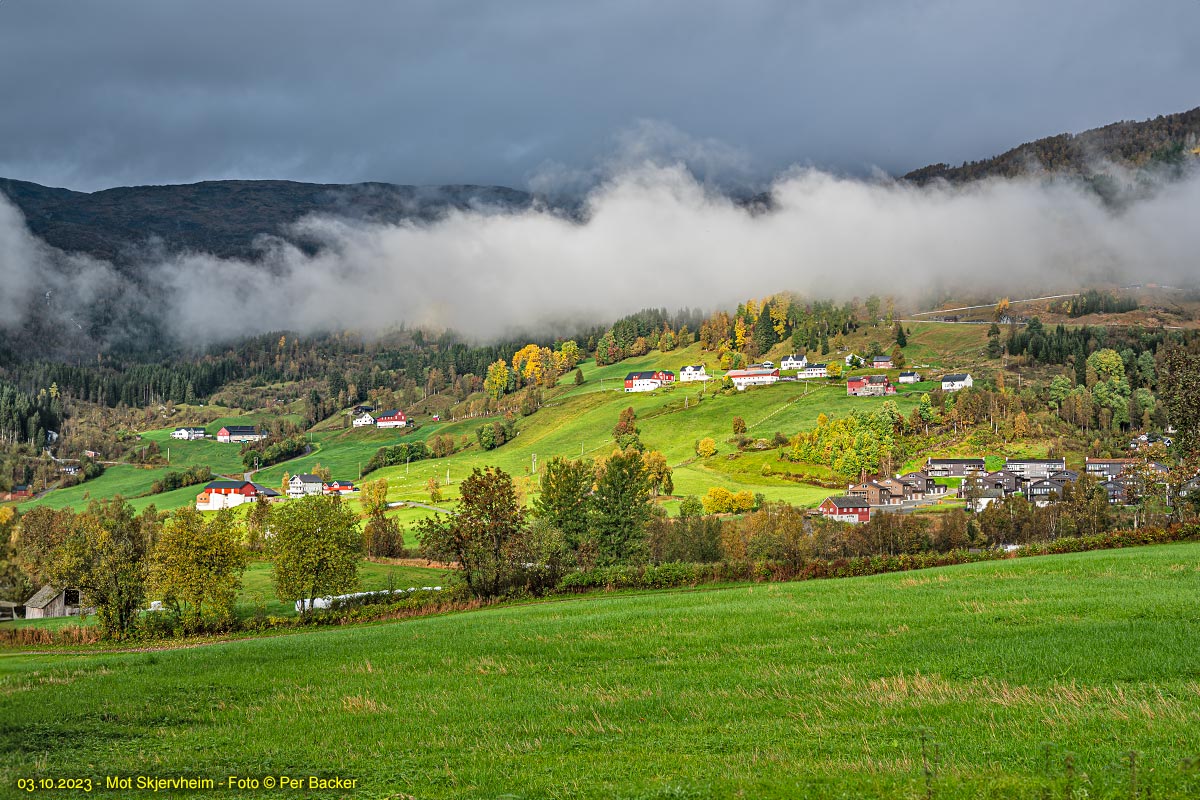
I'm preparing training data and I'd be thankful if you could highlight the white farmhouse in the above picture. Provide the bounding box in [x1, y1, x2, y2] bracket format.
[678, 365, 710, 383]
[288, 474, 326, 499]
[726, 368, 780, 391]
[941, 373, 974, 392]
[352, 412, 376, 427]
[171, 427, 206, 440]
[780, 354, 807, 371]
[375, 410, 408, 428]
[798, 363, 828, 379]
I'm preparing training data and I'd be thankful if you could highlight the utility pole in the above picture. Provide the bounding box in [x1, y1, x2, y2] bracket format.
[531, 453, 537, 474]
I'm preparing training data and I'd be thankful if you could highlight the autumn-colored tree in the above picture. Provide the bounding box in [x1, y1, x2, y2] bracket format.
[360, 478, 390, 517]
[732, 416, 747, 435]
[994, 297, 1011, 322]
[642, 450, 674, 496]
[890, 345, 906, 369]
[151, 508, 246, 630]
[613, 406, 638, 440]
[696, 437, 717, 458]
[12, 506, 74, 585]
[269, 494, 361, 614]
[827, 361, 843, 379]
[426, 477, 443, 504]
[557, 340, 582, 370]
[484, 359, 509, 399]
[56, 498, 159, 640]
[733, 317, 748, 351]
[512, 344, 543, 387]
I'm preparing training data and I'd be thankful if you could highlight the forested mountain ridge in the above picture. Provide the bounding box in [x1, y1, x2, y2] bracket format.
[0, 178, 536, 264]
[904, 106, 1200, 185]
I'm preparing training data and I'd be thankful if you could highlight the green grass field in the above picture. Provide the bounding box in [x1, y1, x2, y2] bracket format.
[2, 543, 1198, 798]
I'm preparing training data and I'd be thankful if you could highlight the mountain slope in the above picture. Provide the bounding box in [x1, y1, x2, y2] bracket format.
[0, 177, 535, 264]
[904, 106, 1200, 185]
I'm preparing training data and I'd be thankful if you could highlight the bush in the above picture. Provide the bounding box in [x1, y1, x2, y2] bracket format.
[362, 441, 430, 475]
[696, 438, 717, 458]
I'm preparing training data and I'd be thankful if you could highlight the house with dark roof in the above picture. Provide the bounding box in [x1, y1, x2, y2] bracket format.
[818, 495, 871, 523]
[288, 474, 325, 499]
[925, 458, 985, 478]
[624, 371, 676, 392]
[871, 355, 893, 369]
[897, 371, 921, 384]
[780, 354, 807, 370]
[7, 484, 32, 500]
[968, 487, 1006, 512]
[941, 373, 973, 392]
[171, 427, 206, 440]
[679, 365, 710, 383]
[1004, 458, 1066, 482]
[798, 363, 827, 379]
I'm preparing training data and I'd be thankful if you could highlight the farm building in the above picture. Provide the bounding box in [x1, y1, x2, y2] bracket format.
[216, 425, 264, 443]
[376, 410, 408, 428]
[196, 480, 268, 510]
[24, 586, 79, 619]
[798, 363, 827, 379]
[897, 371, 921, 384]
[819, 496, 871, 524]
[352, 412, 376, 427]
[846, 374, 895, 397]
[941, 373, 974, 392]
[288, 474, 326, 498]
[780, 354, 807, 370]
[871, 355, 893, 369]
[925, 457, 985, 477]
[170, 427, 206, 440]
[7, 484, 32, 499]
[624, 371, 676, 392]
[726, 368, 779, 391]
[679, 365, 710, 383]
[324, 481, 356, 495]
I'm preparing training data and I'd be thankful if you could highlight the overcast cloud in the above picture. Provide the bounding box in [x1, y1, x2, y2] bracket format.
[0, 0, 1197, 192]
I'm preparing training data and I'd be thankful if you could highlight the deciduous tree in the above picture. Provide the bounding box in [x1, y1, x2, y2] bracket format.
[269, 495, 361, 614]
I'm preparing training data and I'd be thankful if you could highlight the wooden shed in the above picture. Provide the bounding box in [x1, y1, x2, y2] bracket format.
[23, 586, 78, 619]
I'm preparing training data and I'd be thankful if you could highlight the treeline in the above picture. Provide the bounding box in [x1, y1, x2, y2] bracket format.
[150, 465, 212, 495]
[361, 441, 431, 476]
[241, 435, 307, 471]
[903, 107, 1200, 185]
[1061, 290, 1139, 318]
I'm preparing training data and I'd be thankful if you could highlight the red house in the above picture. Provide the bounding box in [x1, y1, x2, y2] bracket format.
[8, 484, 32, 500]
[324, 481, 356, 494]
[623, 371, 676, 392]
[818, 495, 871, 524]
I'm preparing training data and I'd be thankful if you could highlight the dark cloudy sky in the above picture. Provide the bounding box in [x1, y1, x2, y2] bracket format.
[1, 0, 1196, 192]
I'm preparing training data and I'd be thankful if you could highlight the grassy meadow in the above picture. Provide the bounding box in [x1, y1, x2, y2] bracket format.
[3, 543, 1199, 798]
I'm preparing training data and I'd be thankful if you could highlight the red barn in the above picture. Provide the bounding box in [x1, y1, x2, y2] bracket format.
[818, 495, 871, 524]
[376, 410, 408, 428]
